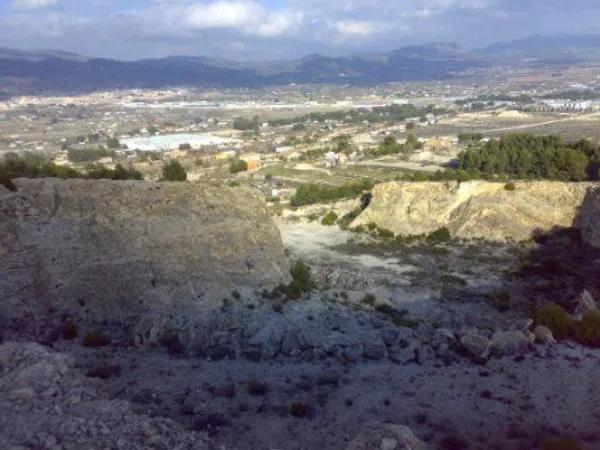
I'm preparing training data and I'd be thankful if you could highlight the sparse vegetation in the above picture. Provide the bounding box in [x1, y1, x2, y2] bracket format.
[533, 304, 573, 340]
[321, 211, 338, 226]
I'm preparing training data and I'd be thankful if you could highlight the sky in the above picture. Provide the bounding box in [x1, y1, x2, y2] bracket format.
[1, 0, 600, 60]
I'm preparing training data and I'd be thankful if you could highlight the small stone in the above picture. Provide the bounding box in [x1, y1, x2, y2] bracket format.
[380, 437, 399, 450]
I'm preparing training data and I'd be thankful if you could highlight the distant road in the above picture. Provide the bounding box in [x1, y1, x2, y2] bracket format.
[482, 111, 600, 134]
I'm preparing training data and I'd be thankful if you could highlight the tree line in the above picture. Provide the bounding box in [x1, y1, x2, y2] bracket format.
[457, 134, 600, 181]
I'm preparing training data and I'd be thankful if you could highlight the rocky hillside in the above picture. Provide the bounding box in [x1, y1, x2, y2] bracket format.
[0, 179, 289, 341]
[0, 342, 215, 450]
[578, 186, 600, 248]
[351, 181, 598, 241]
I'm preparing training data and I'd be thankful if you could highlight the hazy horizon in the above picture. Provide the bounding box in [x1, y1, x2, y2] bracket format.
[2, 0, 600, 61]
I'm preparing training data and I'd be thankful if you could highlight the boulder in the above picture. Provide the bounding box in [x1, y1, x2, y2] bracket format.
[460, 330, 491, 361]
[578, 186, 600, 248]
[346, 422, 430, 450]
[490, 330, 532, 356]
[533, 325, 555, 344]
[574, 290, 598, 320]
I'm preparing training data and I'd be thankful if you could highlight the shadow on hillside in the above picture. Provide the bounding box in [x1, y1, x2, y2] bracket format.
[514, 224, 600, 311]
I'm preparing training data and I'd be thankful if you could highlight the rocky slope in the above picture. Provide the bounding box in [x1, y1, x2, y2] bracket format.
[0, 178, 289, 342]
[351, 180, 597, 241]
[0, 341, 215, 450]
[578, 186, 600, 248]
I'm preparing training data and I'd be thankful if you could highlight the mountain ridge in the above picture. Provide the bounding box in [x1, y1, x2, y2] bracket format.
[1, 34, 599, 95]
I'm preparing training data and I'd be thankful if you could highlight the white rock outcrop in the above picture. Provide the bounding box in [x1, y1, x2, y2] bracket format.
[351, 181, 597, 241]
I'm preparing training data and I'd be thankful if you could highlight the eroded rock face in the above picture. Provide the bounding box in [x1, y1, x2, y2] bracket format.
[0, 179, 289, 338]
[578, 186, 600, 249]
[351, 181, 597, 241]
[0, 342, 214, 450]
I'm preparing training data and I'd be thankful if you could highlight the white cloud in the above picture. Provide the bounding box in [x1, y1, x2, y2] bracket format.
[335, 20, 373, 36]
[183, 1, 300, 36]
[11, 0, 59, 11]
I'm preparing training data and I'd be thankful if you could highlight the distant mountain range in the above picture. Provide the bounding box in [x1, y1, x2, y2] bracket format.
[1, 34, 600, 95]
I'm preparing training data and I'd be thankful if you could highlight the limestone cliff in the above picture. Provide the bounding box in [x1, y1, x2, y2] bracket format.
[0, 178, 289, 337]
[351, 181, 598, 241]
[578, 186, 600, 249]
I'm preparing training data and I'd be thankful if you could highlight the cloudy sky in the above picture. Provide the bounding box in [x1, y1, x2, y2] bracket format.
[1, 0, 599, 60]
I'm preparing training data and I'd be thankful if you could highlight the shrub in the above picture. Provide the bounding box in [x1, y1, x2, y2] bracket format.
[377, 227, 395, 239]
[87, 163, 142, 180]
[247, 380, 269, 396]
[86, 364, 121, 379]
[504, 182, 516, 191]
[82, 331, 110, 348]
[575, 310, 600, 347]
[321, 211, 338, 226]
[68, 147, 114, 163]
[159, 333, 184, 355]
[286, 261, 316, 299]
[106, 137, 121, 149]
[533, 304, 574, 339]
[62, 320, 78, 340]
[540, 437, 583, 450]
[229, 158, 248, 174]
[490, 291, 512, 312]
[361, 294, 376, 306]
[161, 160, 187, 181]
[427, 227, 452, 242]
[290, 402, 313, 418]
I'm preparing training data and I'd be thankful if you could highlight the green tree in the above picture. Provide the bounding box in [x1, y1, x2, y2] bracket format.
[229, 158, 248, 174]
[161, 160, 187, 181]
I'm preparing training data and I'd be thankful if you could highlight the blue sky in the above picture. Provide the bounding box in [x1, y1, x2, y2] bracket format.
[1, 0, 600, 59]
